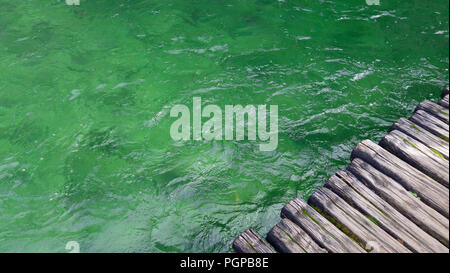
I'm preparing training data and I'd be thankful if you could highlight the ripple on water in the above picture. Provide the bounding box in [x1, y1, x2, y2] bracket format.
[0, 0, 448, 252]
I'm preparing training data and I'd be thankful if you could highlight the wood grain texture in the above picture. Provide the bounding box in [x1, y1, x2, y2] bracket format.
[327, 172, 448, 253]
[281, 198, 365, 253]
[409, 110, 449, 141]
[415, 100, 449, 124]
[351, 140, 449, 217]
[309, 188, 411, 253]
[267, 218, 327, 253]
[232, 229, 275, 253]
[439, 95, 449, 108]
[390, 118, 449, 160]
[348, 158, 449, 246]
[379, 130, 449, 187]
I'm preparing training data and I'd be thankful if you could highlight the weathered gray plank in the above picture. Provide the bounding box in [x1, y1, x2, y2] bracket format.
[281, 198, 365, 253]
[415, 100, 449, 124]
[309, 188, 411, 253]
[232, 229, 275, 253]
[348, 158, 449, 246]
[409, 110, 449, 141]
[351, 140, 449, 217]
[326, 173, 448, 253]
[442, 86, 449, 98]
[337, 170, 448, 253]
[266, 218, 327, 253]
[439, 95, 449, 109]
[379, 130, 449, 187]
[389, 118, 449, 160]
[413, 109, 449, 132]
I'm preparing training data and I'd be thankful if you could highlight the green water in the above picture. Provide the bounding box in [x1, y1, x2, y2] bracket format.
[0, 0, 448, 253]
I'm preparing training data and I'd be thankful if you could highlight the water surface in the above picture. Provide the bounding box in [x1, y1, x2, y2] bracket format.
[0, 0, 448, 252]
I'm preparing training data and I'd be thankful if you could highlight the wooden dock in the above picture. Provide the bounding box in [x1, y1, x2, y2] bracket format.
[233, 87, 450, 253]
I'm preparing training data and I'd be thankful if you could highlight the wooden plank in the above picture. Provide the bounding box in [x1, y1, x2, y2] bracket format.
[348, 158, 449, 246]
[232, 229, 275, 253]
[337, 170, 448, 253]
[326, 173, 448, 253]
[267, 221, 305, 253]
[439, 95, 449, 109]
[389, 118, 449, 160]
[442, 86, 449, 98]
[409, 110, 449, 141]
[351, 140, 449, 217]
[413, 109, 449, 132]
[308, 188, 411, 253]
[266, 218, 327, 253]
[415, 100, 449, 124]
[379, 130, 449, 187]
[281, 198, 365, 253]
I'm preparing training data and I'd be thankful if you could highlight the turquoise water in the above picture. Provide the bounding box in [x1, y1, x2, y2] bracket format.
[0, 0, 448, 252]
